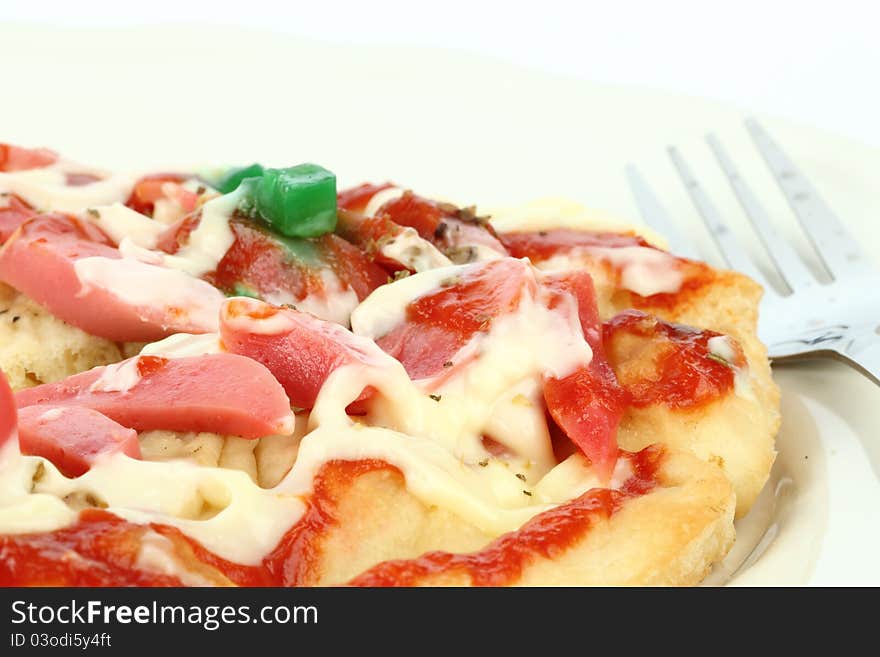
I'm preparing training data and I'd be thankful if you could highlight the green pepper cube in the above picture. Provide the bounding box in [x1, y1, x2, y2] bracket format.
[254, 164, 337, 238]
[215, 163, 265, 194]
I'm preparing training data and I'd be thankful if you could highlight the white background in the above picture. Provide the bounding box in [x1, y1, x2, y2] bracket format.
[4, 0, 880, 148]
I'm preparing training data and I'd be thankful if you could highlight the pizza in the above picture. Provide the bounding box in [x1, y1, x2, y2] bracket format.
[0, 143, 779, 586]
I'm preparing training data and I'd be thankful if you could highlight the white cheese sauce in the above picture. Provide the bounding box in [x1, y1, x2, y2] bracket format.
[0, 159, 136, 213]
[73, 256, 225, 333]
[161, 188, 240, 277]
[538, 246, 684, 297]
[708, 335, 756, 401]
[89, 358, 143, 394]
[140, 333, 224, 358]
[262, 269, 360, 328]
[380, 227, 453, 272]
[83, 203, 165, 249]
[362, 186, 405, 217]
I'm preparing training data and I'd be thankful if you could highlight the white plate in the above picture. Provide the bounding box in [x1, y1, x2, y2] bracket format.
[3, 24, 879, 585]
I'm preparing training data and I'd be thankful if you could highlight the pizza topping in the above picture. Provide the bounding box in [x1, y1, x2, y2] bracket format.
[399, 263, 531, 377]
[0, 510, 187, 586]
[379, 227, 453, 273]
[125, 173, 196, 218]
[0, 144, 58, 172]
[160, 189, 241, 277]
[363, 186, 406, 217]
[213, 163, 265, 195]
[0, 213, 224, 341]
[0, 194, 36, 243]
[537, 271, 626, 480]
[501, 229, 686, 297]
[220, 297, 391, 411]
[17, 406, 141, 479]
[15, 353, 295, 438]
[238, 164, 337, 239]
[81, 202, 165, 249]
[337, 182, 394, 214]
[0, 147, 135, 214]
[338, 184, 508, 263]
[0, 373, 15, 448]
[352, 257, 619, 478]
[604, 310, 745, 408]
[207, 217, 385, 326]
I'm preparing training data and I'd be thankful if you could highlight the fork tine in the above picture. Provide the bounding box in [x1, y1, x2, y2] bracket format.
[745, 118, 868, 279]
[706, 133, 815, 293]
[667, 146, 776, 294]
[624, 165, 701, 260]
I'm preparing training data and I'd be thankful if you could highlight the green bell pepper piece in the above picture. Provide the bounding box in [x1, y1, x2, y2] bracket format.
[251, 164, 337, 239]
[215, 163, 265, 194]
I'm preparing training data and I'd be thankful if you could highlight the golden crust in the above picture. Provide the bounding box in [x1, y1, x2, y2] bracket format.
[583, 261, 780, 517]
[0, 284, 126, 391]
[274, 448, 733, 586]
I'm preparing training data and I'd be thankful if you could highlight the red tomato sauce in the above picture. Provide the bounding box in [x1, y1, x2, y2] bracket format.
[207, 218, 386, 304]
[376, 259, 532, 380]
[501, 229, 650, 261]
[604, 310, 743, 409]
[125, 173, 190, 217]
[339, 184, 507, 259]
[0, 510, 183, 586]
[0, 449, 662, 587]
[502, 229, 717, 309]
[348, 446, 663, 586]
[136, 355, 169, 377]
[337, 182, 394, 213]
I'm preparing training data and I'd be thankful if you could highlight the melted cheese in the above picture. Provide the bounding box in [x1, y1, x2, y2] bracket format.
[539, 246, 684, 297]
[380, 227, 453, 272]
[263, 270, 360, 327]
[73, 256, 224, 332]
[0, 159, 136, 213]
[351, 267, 591, 466]
[135, 531, 218, 586]
[140, 333, 223, 358]
[89, 358, 143, 393]
[161, 189, 240, 277]
[83, 203, 165, 249]
[0, 441, 304, 564]
[351, 264, 471, 339]
[708, 335, 756, 401]
[363, 186, 405, 216]
[707, 335, 736, 362]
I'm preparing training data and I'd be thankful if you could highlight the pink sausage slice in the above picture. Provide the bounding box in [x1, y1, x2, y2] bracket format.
[0, 195, 37, 244]
[15, 353, 295, 439]
[0, 213, 224, 342]
[0, 370, 15, 447]
[17, 405, 140, 478]
[220, 297, 387, 411]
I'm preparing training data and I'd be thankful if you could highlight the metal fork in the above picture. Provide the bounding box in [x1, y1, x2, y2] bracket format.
[626, 118, 880, 385]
